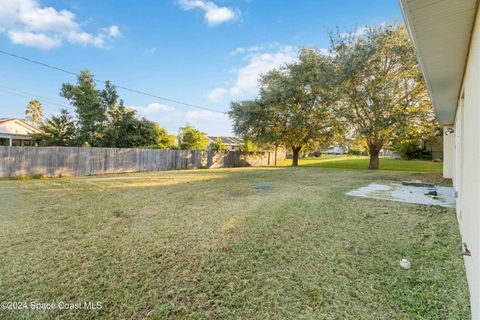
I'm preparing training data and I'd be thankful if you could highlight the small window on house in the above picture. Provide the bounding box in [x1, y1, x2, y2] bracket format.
[12, 139, 22, 146]
[0, 138, 9, 146]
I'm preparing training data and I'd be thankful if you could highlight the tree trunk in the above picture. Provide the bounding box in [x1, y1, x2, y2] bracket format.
[292, 147, 301, 167]
[274, 144, 278, 166]
[368, 144, 382, 170]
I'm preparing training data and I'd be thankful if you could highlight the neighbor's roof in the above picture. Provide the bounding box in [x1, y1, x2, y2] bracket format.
[0, 118, 42, 133]
[207, 136, 243, 145]
[0, 118, 14, 124]
[399, 0, 479, 125]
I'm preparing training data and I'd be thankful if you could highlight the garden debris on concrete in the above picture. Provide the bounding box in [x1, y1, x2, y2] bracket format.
[346, 182, 455, 208]
[402, 180, 435, 188]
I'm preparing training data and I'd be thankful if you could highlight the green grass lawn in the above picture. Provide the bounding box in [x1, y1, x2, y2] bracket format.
[0, 167, 468, 319]
[278, 155, 443, 173]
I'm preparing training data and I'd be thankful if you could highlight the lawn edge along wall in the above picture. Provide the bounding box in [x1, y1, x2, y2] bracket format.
[0, 146, 286, 178]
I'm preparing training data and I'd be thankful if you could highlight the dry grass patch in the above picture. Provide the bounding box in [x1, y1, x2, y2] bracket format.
[0, 167, 469, 319]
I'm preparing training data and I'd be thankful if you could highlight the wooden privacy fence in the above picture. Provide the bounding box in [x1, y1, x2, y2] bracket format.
[0, 146, 286, 178]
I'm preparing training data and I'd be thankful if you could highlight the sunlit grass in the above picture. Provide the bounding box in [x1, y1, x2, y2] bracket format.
[0, 167, 468, 319]
[278, 155, 442, 172]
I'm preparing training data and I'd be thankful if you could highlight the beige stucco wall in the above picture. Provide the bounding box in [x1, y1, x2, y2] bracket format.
[0, 120, 35, 136]
[443, 125, 454, 178]
[454, 5, 480, 319]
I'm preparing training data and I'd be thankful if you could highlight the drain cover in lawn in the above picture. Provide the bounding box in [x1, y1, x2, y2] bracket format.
[255, 185, 272, 190]
[346, 182, 455, 208]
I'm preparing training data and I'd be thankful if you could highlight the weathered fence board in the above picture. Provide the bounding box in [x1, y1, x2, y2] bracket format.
[0, 147, 286, 178]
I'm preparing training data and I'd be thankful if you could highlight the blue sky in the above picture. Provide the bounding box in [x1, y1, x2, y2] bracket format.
[0, 0, 402, 136]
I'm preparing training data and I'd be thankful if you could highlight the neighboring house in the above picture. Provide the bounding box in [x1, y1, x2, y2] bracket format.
[321, 145, 398, 157]
[207, 136, 243, 151]
[0, 118, 42, 146]
[322, 145, 348, 154]
[400, 0, 480, 317]
[379, 147, 398, 158]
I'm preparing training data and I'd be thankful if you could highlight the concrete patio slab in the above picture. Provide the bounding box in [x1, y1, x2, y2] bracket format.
[346, 182, 455, 208]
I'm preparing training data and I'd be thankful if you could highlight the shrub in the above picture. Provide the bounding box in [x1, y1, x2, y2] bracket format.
[395, 141, 431, 160]
[210, 138, 227, 152]
[240, 140, 258, 152]
[348, 149, 362, 156]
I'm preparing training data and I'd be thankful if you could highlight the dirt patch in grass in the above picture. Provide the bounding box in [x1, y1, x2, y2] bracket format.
[0, 167, 469, 319]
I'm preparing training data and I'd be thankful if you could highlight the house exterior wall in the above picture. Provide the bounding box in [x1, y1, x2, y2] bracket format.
[0, 120, 35, 136]
[454, 5, 480, 318]
[322, 145, 347, 154]
[0, 120, 39, 146]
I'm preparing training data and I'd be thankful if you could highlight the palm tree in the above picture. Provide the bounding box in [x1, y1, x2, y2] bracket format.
[25, 99, 43, 126]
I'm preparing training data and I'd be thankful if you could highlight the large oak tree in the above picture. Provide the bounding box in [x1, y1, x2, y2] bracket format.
[229, 48, 340, 166]
[331, 24, 436, 169]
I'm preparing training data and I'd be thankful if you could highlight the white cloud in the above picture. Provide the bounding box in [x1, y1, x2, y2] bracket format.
[205, 46, 298, 102]
[354, 26, 368, 37]
[0, 0, 120, 49]
[317, 47, 336, 58]
[341, 23, 387, 39]
[65, 31, 105, 47]
[107, 25, 121, 37]
[229, 46, 297, 97]
[133, 103, 176, 116]
[186, 110, 232, 135]
[207, 87, 228, 102]
[129, 102, 231, 135]
[229, 42, 279, 56]
[341, 26, 368, 39]
[178, 0, 238, 26]
[8, 30, 61, 49]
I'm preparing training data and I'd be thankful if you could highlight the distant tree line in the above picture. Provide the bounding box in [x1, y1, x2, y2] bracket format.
[26, 22, 439, 167]
[30, 70, 176, 149]
[229, 23, 440, 168]
[29, 70, 213, 150]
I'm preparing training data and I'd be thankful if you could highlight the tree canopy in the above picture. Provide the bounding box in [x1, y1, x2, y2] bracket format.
[34, 69, 172, 149]
[178, 124, 209, 150]
[229, 23, 438, 168]
[32, 23, 438, 167]
[210, 137, 227, 152]
[32, 109, 76, 146]
[151, 124, 177, 149]
[60, 70, 107, 146]
[240, 139, 258, 152]
[230, 48, 340, 166]
[331, 23, 438, 168]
